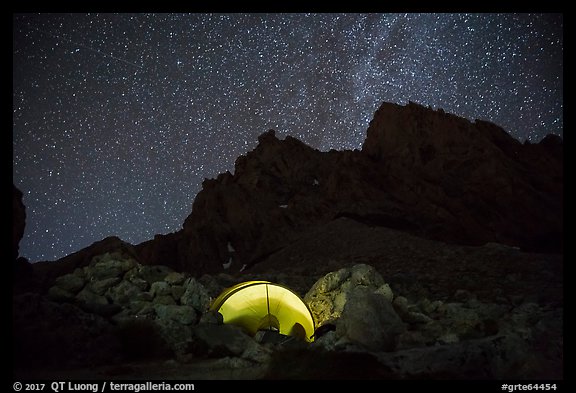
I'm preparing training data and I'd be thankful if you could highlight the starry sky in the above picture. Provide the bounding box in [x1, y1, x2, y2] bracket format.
[13, 13, 563, 263]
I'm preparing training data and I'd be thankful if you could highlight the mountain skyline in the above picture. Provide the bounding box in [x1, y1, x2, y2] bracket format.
[13, 13, 563, 262]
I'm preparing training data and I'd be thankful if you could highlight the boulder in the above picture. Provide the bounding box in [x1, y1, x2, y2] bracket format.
[304, 264, 392, 327]
[150, 281, 172, 297]
[106, 280, 142, 305]
[335, 286, 405, 351]
[191, 323, 258, 358]
[137, 265, 175, 285]
[164, 272, 187, 285]
[154, 304, 197, 325]
[87, 254, 135, 280]
[53, 273, 85, 294]
[180, 277, 212, 313]
[374, 333, 534, 379]
[88, 277, 121, 296]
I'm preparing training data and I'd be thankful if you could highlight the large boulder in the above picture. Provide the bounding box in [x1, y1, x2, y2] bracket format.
[304, 264, 393, 328]
[180, 277, 212, 313]
[305, 264, 404, 351]
[374, 333, 533, 379]
[336, 286, 405, 351]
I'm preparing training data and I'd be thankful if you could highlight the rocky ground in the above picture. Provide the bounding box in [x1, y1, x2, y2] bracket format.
[13, 220, 563, 380]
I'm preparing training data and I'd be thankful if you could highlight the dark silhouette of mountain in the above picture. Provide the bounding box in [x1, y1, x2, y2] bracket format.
[30, 101, 562, 280]
[134, 101, 562, 275]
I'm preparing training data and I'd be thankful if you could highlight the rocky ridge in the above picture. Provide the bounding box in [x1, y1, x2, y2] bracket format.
[34, 101, 562, 279]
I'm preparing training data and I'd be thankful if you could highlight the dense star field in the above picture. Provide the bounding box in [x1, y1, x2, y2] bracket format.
[12, 13, 563, 262]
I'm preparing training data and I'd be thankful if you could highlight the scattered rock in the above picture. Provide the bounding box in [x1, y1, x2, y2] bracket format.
[150, 281, 172, 297]
[165, 272, 187, 285]
[154, 305, 197, 325]
[106, 280, 142, 305]
[375, 333, 534, 379]
[154, 295, 176, 305]
[53, 273, 85, 294]
[89, 277, 121, 296]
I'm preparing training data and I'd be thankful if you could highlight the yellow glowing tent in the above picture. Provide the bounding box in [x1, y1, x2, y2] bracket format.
[210, 281, 315, 342]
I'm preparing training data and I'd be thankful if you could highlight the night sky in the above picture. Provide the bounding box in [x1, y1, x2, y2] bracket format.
[13, 13, 563, 263]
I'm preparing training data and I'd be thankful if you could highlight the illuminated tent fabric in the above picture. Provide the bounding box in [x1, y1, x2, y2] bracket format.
[210, 281, 315, 342]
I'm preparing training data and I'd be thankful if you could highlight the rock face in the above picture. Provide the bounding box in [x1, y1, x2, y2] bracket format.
[39, 102, 562, 278]
[13, 184, 26, 261]
[362, 102, 563, 253]
[132, 102, 562, 275]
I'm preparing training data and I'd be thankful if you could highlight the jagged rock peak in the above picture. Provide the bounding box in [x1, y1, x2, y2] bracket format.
[44, 101, 562, 278]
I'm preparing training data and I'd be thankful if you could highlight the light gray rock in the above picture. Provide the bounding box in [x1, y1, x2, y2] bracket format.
[155, 319, 194, 354]
[76, 287, 120, 316]
[304, 264, 392, 328]
[191, 324, 257, 358]
[106, 280, 142, 305]
[349, 263, 386, 288]
[154, 295, 176, 305]
[53, 273, 85, 293]
[241, 338, 273, 363]
[181, 277, 212, 313]
[127, 300, 155, 316]
[306, 267, 350, 295]
[392, 296, 409, 315]
[154, 304, 197, 325]
[134, 291, 153, 302]
[129, 277, 150, 292]
[311, 330, 339, 351]
[335, 286, 405, 351]
[76, 287, 108, 307]
[88, 254, 136, 280]
[374, 283, 394, 303]
[165, 272, 187, 285]
[150, 281, 172, 297]
[375, 333, 532, 379]
[403, 311, 433, 324]
[88, 277, 121, 296]
[138, 265, 175, 285]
